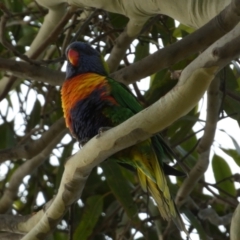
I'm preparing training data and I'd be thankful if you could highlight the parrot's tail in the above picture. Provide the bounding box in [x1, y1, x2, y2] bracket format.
[136, 159, 188, 234]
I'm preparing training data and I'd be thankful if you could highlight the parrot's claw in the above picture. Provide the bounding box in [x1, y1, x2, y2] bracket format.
[97, 127, 112, 138]
[79, 138, 90, 147]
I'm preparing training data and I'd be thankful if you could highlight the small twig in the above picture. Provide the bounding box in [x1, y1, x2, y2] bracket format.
[71, 9, 99, 43]
[0, 117, 66, 163]
[0, 14, 41, 65]
[122, 57, 147, 104]
[158, 15, 175, 44]
[0, 129, 67, 213]
[0, 75, 17, 102]
[90, 28, 122, 44]
[219, 112, 238, 120]
[225, 89, 240, 102]
[204, 185, 237, 207]
[204, 182, 237, 200]
[171, 127, 204, 147]
[212, 174, 237, 185]
[139, 15, 161, 35]
[198, 208, 232, 226]
[68, 204, 74, 240]
[0, 3, 12, 17]
[62, 14, 78, 55]
[179, 138, 201, 164]
[132, 82, 147, 106]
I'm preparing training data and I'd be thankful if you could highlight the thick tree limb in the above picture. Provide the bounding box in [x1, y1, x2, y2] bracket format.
[38, 0, 231, 32]
[175, 76, 221, 207]
[111, 0, 240, 84]
[0, 118, 66, 163]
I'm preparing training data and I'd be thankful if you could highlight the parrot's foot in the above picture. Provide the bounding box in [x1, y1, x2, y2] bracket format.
[79, 138, 90, 147]
[97, 127, 112, 138]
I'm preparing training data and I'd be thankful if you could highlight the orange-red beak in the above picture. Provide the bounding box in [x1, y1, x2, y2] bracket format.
[67, 49, 79, 66]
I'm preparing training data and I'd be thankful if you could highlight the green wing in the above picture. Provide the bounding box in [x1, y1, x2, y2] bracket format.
[107, 77, 167, 162]
[108, 77, 143, 113]
[107, 77, 182, 170]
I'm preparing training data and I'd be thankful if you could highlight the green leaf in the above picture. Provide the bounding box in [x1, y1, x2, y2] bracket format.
[102, 161, 139, 223]
[27, 99, 41, 129]
[0, 121, 16, 148]
[134, 42, 149, 63]
[73, 195, 103, 240]
[212, 154, 236, 197]
[53, 231, 68, 240]
[219, 130, 240, 167]
[222, 66, 240, 125]
[18, 25, 39, 46]
[221, 148, 240, 167]
[183, 209, 208, 239]
[173, 24, 194, 38]
[223, 96, 240, 125]
[145, 69, 177, 104]
[169, 113, 199, 146]
[108, 13, 128, 29]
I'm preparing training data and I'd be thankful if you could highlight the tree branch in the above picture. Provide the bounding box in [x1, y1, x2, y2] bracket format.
[0, 57, 64, 86]
[0, 118, 66, 163]
[106, 28, 135, 72]
[42, 0, 232, 30]
[198, 208, 232, 226]
[0, 233, 23, 240]
[111, 0, 240, 84]
[0, 129, 67, 213]
[27, 6, 74, 59]
[175, 76, 221, 206]
[0, 199, 54, 234]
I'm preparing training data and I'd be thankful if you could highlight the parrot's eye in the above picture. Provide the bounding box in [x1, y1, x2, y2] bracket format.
[67, 49, 79, 66]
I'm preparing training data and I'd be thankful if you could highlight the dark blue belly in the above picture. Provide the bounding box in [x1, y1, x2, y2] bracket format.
[70, 89, 112, 143]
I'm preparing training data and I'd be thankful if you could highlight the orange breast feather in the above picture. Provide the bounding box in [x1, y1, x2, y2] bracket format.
[61, 73, 111, 129]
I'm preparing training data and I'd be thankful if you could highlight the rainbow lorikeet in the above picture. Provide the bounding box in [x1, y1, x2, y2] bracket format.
[61, 42, 186, 232]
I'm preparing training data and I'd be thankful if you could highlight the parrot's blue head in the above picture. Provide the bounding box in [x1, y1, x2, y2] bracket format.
[65, 42, 108, 79]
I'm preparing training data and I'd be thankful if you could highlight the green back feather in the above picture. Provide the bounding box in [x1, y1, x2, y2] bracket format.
[107, 77, 169, 163]
[108, 78, 143, 113]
